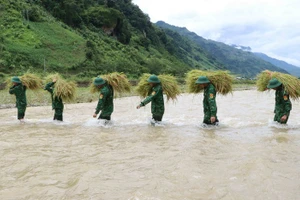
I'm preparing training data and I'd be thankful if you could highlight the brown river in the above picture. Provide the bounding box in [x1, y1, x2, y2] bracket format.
[0, 90, 300, 200]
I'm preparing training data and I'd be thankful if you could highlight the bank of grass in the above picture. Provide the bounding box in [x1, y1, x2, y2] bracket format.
[3, 21, 86, 72]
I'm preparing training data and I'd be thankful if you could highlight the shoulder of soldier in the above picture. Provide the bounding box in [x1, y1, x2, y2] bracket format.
[153, 84, 162, 91]
[15, 84, 26, 90]
[208, 84, 216, 92]
[100, 86, 109, 93]
[283, 89, 289, 95]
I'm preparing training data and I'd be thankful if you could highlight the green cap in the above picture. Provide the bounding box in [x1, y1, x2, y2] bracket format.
[94, 77, 106, 86]
[147, 75, 160, 83]
[11, 76, 21, 83]
[195, 76, 210, 84]
[267, 78, 282, 89]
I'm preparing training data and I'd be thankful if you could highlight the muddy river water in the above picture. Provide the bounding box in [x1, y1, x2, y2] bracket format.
[0, 90, 299, 200]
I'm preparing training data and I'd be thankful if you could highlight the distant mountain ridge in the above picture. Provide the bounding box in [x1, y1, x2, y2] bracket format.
[156, 21, 288, 77]
[230, 45, 300, 77]
[231, 44, 251, 51]
[253, 53, 300, 77]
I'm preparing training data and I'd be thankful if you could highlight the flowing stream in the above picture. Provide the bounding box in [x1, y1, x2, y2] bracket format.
[0, 90, 300, 200]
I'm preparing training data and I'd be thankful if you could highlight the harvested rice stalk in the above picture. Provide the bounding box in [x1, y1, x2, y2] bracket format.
[103, 72, 131, 93]
[136, 73, 180, 101]
[7, 73, 43, 90]
[90, 72, 132, 95]
[158, 74, 181, 101]
[256, 70, 272, 91]
[186, 70, 233, 95]
[8, 73, 43, 90]
[135, 73, 152, 98]
[45, 73, 76, 102]
[256, 70, 300, 100]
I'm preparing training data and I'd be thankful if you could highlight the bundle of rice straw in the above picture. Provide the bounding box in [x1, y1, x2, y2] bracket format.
[45, 73, 77, 102]
[136, 73, 180, 101]
[90, 72, 131, 94]
[7, 73, 43, 90]
[186, 70, 233, 95]
[256, 70, 300, 100]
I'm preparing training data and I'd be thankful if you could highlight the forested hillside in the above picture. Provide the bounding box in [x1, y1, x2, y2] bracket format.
[0, 0, 223, 81]
[0, 0, 291, 82]
[156, 21, 288, 77]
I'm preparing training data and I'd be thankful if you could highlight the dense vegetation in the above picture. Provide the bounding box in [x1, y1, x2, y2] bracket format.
[0, 0, 221, 82]
[0, 0, 290, 84]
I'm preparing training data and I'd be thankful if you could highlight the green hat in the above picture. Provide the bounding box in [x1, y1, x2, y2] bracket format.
[267, 78, 282, 89]
[147, 75, 160, 83]
[195, 76, 210, 84]
[94, 77, 106, 86]
[11, 76, 21, 83]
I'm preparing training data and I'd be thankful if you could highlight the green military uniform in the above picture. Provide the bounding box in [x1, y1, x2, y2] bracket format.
[203, 83, 218, 124]
[44, 82, 64, 121]
[267, 78, 292, 124]
[273, 86, 291, 124]
[9, 77, 27, 120]
[95, 83, 114, 120]
[196, 76, 218, 125]
[139, 75, 165, 122]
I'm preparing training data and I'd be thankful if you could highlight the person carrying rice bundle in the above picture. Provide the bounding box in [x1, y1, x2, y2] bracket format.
[186, 70, 233, 126]
[9, 76, 27, 122]
[136, 75, 165, 123]
[44, 78, 64, 121]
[8, 73, 42, 122]
[195, 76, 219, 125]
[267, 78, 292, 124]
[92, 77, 114, 122]
[256, 70, 300, 124]
[44, 74, 76, 121]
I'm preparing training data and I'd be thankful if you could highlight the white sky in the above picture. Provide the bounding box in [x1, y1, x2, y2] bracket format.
[132, 0, 300, 67]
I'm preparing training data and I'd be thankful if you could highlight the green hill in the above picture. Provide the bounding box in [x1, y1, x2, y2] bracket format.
[0, 0, 290, 82]
[0, 0, 222, 81]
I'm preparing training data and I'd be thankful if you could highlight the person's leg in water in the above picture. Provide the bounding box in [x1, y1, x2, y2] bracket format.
[99, 114, 111, 125]
[18, 107, 26, 122]
[54, 108, 63, 121]
[152, 115, 163, 124]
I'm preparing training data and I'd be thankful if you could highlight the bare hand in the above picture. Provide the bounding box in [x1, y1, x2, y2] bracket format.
[93, 113, 97, 118]
[281, 115, 287, 122]
[210, 116, 216, 123]
[53, 78, 57, 83]
[136, 105, 141, 109]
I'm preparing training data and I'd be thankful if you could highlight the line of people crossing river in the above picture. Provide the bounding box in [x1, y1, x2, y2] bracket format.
[8, 74, 292, 125]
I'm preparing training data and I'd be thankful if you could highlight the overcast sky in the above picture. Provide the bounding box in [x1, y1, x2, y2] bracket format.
[132, 0, 300, 67]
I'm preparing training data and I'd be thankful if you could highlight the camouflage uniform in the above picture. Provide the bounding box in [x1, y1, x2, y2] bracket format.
[45, 82, 64, 121]
[140, 84, 165, 121]
[203, 83, 218, 125]
[95, 84, 114, 120]
[9, 84, 27, 119]
[274, 86, 292, 124]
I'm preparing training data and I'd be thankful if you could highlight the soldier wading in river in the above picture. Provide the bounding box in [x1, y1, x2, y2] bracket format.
[267, 78, 292, 124]
[93, 77, 114, 123]
[195, 76, 219, 125]
[44, 78, 64, 121]
[136, 75, 165, 123]
[9, 76, 27, 122]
